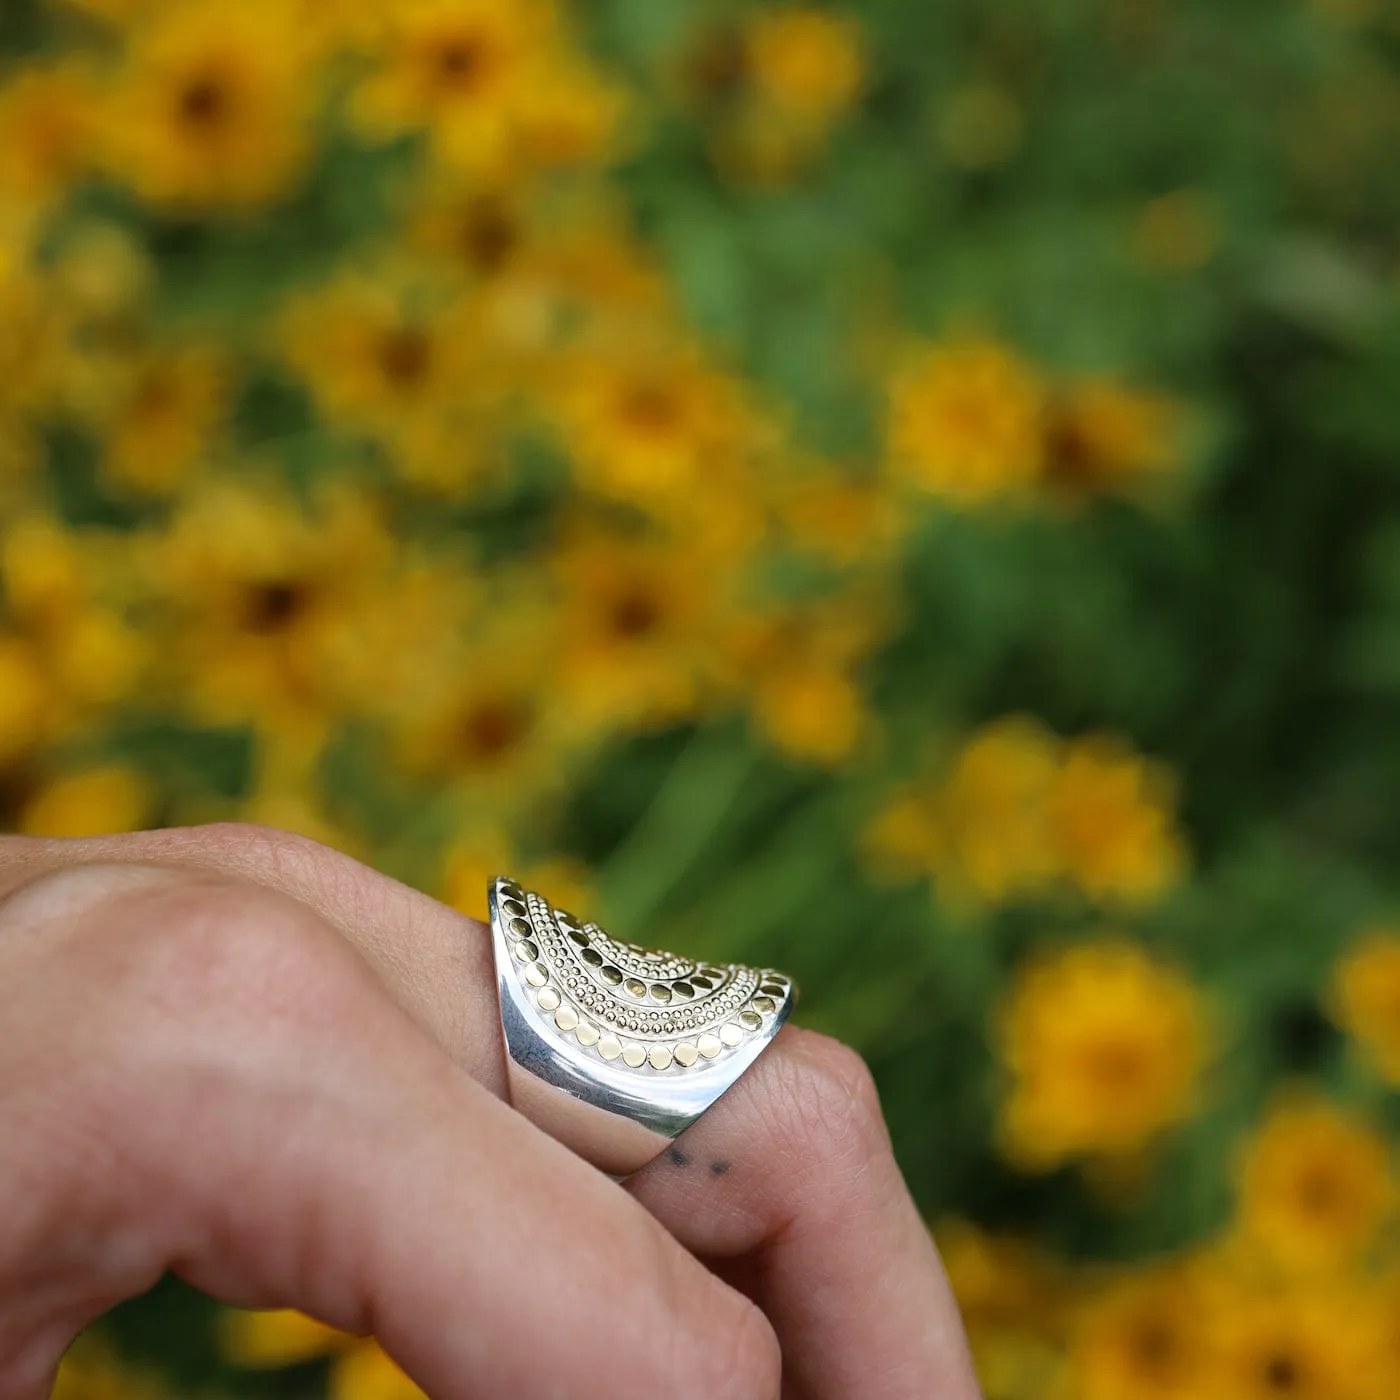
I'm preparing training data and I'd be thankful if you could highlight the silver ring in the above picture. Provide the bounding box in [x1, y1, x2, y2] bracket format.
[488, 875, 797, 1175]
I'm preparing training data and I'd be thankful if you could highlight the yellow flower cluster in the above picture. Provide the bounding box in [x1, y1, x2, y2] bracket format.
[0, 0, 918, 857]
[888, 339, 1184, 511]
[946, 1082, 1400, 1399]
[680, 7, 867, 185]
[865, 716, 1187, 909]
[951, 916, 1400, 1397]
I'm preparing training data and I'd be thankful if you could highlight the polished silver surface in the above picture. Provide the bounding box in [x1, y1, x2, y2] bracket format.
[489, 875, 795, 1175]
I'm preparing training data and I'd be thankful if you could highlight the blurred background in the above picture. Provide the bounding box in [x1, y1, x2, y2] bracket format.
[4, 0, 1400, 1395]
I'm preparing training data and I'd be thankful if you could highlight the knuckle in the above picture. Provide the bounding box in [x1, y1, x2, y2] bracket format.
[176, 820, 341, 888]
[2, 860, 361, 1049]
[766, 1027, 890, 1162]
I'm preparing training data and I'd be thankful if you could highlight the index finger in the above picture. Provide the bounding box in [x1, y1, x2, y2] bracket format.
[626, 1026, 982, 1400]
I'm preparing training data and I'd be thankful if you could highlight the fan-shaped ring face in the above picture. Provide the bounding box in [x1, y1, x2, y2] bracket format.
[488, 876, 796, 1172]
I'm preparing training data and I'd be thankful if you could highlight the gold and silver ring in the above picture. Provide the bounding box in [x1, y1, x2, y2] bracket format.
[488, 875, 797, 1175]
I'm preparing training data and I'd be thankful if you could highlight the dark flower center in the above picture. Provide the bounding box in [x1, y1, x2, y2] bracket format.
[433, 36, 485, 90]
[377, 328, 433, 388]
[242, 579, 310, 634]
[178, 75, 230, 129]
[610, 590, 661, 639]
[1129, 1320, 1178, 1376]
[1264, 1354, 1300, 1392]
[459, 699, 530, 761]
[460, 201, 519, 272]
[621, 383, 681, 434]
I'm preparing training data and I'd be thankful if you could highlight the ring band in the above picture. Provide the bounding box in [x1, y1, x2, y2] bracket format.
[488, 875, 797, 1175]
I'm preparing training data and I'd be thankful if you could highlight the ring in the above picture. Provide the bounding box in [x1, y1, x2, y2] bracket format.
[488, 875, 797, 1175]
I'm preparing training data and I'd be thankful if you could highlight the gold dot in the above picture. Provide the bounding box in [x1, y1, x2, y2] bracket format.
[697, 1033, 723, 1058]
[500, 880, 523, 898]
[760, 982, 785, 997]
[598, 1034, 623, 1060]
[537, 988, 561, 1012]
[557, 910, 580, 929]
[672, 981, 694, 999]
[581, 947, 604, 967]
[648, 1046, 673, 1071]
[513, 939, 538, 962]
[720, 1023, 744, 1047]
[690, 975, 714, 991]
[739, 1011, 762, 1030]
[524, 962, 548, 987]
[600, 965, 623, 985]
[508, 917, 531, 938]
[625, 979, 647, 998]
[576, 1021, 600, 1046]
[674, 1042, 699, 1067]
[502, 899, 526, 920]
[749, 996, 775, 1014]
[567, 928, 589, 947]
[649, 984, 672, 1004]
[622, 1044, 647, 1068]
[554, 1007, 579, 1032]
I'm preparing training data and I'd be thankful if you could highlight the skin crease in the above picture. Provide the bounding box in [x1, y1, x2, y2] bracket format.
[0, 826, 981, 1400]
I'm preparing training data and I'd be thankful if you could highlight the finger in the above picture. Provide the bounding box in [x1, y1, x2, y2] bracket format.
[0, 826, 506, 1088]
[2, 830, 976, 1396]
[625, 1027, 981, 1400]
[0, 864, 780, 1400]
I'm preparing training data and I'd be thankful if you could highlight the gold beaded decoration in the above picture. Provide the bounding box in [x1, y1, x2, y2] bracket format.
[494, 878, 793, 1074]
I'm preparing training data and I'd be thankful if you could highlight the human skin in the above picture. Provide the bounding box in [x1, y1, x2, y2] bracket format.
[0, 825, 981, 1400]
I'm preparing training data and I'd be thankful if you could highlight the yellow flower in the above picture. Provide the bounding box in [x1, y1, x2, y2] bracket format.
[17, 763, 153, 837]
[1041, 380, 1182, 504]
[1065, 1262, 1211, 1400]
[275, 268, 497, 490]
[512, 61, 624, 171]
[1206, 1277, 1386, 1400]
[142, 479, 391, 743]
[0, 515, 147, 734]
[221, 1307, 354, 1367]
[725, 596, 889, 765]
[408, 179, 534, 284]
[1330, 929, 1400, 1087]
[104, 0, 317, 212]
[440, 833, 592, 921]
[331, 1339, 426, 1400]
[771, 469, 904, 568]
[548, 526, 724, 734]
[862, 789, 943, 884]
[743, 8, 865, 127]
[888, 339, 1048, 507]
[0, 250, 67, 471]
[350, 0, 558, 176]
[553, 339, 755, 508]
[996, 939, 1209, 1171]
[939, 1218, 1070, 1400]
[388, 600, 574, 810]
[0, 61, 98, 219]
[933, 717, 1062, 903]
[89, 342, 231, 498]
[1233, 1091, 1393, 1275]
[1045, 735, 1186, 907]
[0, 635, 49, 766]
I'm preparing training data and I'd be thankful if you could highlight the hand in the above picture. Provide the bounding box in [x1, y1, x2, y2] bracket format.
[0, 825, 980, 1400]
